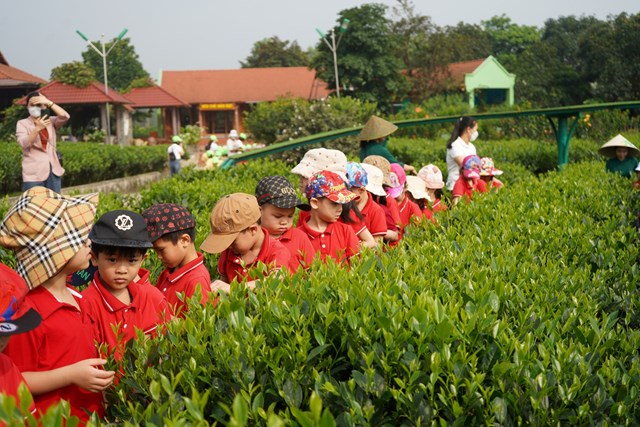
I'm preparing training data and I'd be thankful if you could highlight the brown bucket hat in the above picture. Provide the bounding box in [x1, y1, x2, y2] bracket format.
[0, 187, 98, 289]
[358, 116, 398, 141]
[362, 155, 393, 186]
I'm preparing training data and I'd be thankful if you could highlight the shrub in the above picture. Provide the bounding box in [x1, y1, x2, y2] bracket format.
[0, 143, 167, 195]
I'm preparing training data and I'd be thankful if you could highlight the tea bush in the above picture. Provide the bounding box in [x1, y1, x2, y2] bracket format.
[0, 143, 168, 195]
[2, 145, 640, 425]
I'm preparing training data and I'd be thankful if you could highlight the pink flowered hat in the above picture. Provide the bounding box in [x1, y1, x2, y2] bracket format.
[305, 170, 358, 204]
[480, 157, 503, 176]
[462, 155, 482, 179]
[385, 171, 404, 199]
[418, 164, 444, 189]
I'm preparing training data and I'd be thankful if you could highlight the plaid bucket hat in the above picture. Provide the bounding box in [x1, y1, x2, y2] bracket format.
[255, 176, 310, 211]
[0, 187, 98, 289]
[142, 203, 196, 241]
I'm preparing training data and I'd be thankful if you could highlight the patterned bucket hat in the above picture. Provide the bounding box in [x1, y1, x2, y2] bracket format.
[362, 155, 392, 186]
[305, 170, 358, 204]
[462, 155, 482, 179]
[345, 162, 368, 189]
[418, 164, 445, 189]
[0, 187, 98, 289]
[480, 157, 503, 176]
[291, 148, 348, 180]
[142, 203, 197, 241]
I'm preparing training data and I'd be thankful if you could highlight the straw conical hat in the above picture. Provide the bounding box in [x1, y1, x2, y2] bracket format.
[358, 116, 398, 141]
[598, 134, 640, 158]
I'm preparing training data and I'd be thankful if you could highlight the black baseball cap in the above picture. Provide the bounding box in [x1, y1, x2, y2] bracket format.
[255, 176, 310, 211]
[89, 210, 153, 248]
[0, 264, 42, 337]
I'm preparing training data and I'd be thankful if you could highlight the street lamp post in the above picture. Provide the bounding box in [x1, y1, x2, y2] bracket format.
[76, 29, 128, 144]
[316, 19, 349, 97]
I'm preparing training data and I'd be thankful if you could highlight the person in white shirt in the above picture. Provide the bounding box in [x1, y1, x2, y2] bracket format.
[167, 135, 185, 176]
[226, 129, 244, 154]
[445, 117, 478, 191]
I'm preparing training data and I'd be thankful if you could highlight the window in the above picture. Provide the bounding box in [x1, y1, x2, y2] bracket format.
[203, 110, 234, 134]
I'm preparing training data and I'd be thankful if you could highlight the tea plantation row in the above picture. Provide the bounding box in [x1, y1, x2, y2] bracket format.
[0, 143, 168, 195]
[1, 147, 640, 425]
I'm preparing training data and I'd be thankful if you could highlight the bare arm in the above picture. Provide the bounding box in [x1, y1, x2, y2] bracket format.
[357, 228, 378, 249]
[22, 358, 115, 395]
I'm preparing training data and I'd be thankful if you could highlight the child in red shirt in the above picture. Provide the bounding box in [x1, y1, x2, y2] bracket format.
[480, 157, 504, 190]
[0, 263, 42, 417]
[405, 176, 435, 222]
[255, 175, 315, 272]
[143, 203, 212, 317]
[82, 210, 170, 361]
[361, 163, 400, 244]
[0, 187, 115, 424]
[201, 193, 290, 294]
[344, 162, 387, 247]
[452, 155, 488, 206]
[388, 163, 422, 242]
[418, 164, 448, 215]
[298, 170, 360, 263]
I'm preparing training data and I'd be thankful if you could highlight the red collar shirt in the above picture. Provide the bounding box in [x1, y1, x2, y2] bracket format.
[82, 270, 170, 360]
[385, 196, 402, 227]
[3, 286, 104, 422]
[397, 197, 422, 229]
[340, 213, 367, 237]
[298, 219, 359, 264]
[452, 177, 488, 202]
[431, 199, 447, 212]
[217, 228, 290, 283]
[155, 253, 211, 317]
[275, 227, 315, 272]
[360, 195, 387, 237]
[16, 116, 68, 182]
[0, 354, 35, 415]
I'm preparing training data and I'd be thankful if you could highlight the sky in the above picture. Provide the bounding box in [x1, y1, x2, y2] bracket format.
[2, 0, 638, 82]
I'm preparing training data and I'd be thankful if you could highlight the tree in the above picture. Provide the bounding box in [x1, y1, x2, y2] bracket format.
[81, 37, 150, 92]
[50, 61, 96, 87]
[312, 3, 408, 109]
[481, 14, 541, 66]
[241, 36, 310, 68]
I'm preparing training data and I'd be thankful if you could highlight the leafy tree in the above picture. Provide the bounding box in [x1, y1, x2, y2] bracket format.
[81, 37, 150, 92]
[440, 22, 492, 62]
[311, 3, 408, 109]
[240, 36, 310, 68]
[50, 61, 96, 87]
[481, 14, 541, 66]
[124, 76, 155, 93]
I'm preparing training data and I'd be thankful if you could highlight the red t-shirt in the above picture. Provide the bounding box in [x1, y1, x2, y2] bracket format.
[275, 227, 315, 272]
[397, 197, 422, 229]
[340, 212, 367, 237]
[452, 177, 487, 202]
[298, 219, 359, 264]
[386, 196, 402, 226]
[155, 253, 211, 317]
[82, 270, 170, 360]
[3, 286, 104, 423]
[217, 228, 290, 283]
[360, 195, 387, 237]
[0, 354, 35, 414]
[296, 210, 310, 226]
[431, 199, 447, 212]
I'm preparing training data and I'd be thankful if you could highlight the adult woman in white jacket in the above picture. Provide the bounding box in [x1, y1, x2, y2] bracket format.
[445, 116, 478, 191]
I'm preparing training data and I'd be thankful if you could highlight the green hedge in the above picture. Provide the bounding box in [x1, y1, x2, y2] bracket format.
[0, 143, 168, 195]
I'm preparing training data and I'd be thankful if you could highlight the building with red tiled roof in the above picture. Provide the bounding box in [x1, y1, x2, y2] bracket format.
[125, 84, 188, 138]
[161, 66, 330, 140]
[0, 51, 47, 117]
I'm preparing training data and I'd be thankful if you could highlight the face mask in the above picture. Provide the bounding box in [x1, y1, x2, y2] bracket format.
[470, 130, 479, 142]
[28, 106, 42, 118]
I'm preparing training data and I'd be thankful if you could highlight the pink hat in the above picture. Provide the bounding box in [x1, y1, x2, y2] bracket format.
[418, 164, 444, 189]
[462, 155, 482, 179]
[385, 172, 404, 199]
[405, 176, 430, 201]
[480, 157, 503, 176]
[291, 148, 348, 180]
[390, 163, 406, 186]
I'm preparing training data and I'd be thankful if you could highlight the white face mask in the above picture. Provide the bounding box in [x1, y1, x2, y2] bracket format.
[28, 106, 42, 118]
[470, 130, 479, 142]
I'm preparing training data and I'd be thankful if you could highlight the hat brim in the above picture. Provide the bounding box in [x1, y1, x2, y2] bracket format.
[291, 164, 313, 178]
[200, 231, 239, 254]
[365, 183, 386, 197]
[325, 190, 358, 204]
[0, 307, 42, 336]
[90, 237, 153, 248]
[407, 188, 429, 200]
[598, 146, 640, 158]
[267, 196, 311, 211]
[463, 170, 481, 179]
[424, 180, 444, 189]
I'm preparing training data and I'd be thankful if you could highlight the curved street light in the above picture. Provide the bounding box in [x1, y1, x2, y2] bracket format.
[316, 18, 349, 97]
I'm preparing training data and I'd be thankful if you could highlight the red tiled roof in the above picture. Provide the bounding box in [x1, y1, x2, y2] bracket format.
[161, 67, 331, 104]
[447, 59, 485, 84]
[125, 84, 188, 108]
[17, 80, 131, 105]
[0, 63, 46, 86]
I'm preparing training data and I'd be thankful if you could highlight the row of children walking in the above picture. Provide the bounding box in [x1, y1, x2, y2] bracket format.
[0, 117, 503, 424]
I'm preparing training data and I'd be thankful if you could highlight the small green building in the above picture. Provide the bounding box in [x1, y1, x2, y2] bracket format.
[462, 56, 516, 108]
